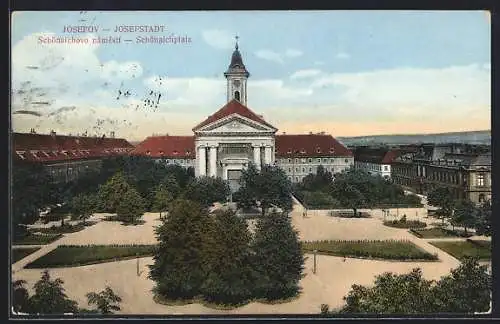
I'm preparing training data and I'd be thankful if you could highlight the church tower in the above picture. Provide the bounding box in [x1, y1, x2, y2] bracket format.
[224, 36, 250, 106]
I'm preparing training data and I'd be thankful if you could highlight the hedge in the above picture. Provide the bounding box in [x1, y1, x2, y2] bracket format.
[25, 244, 158, 268]
[302, 239, 438, 261]
[13, 234, 63, 245]
[12, 247, 41, 263]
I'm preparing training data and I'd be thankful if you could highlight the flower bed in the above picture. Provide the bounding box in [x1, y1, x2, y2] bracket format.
[302, 239, 438, 261]
[25, 244, 157, 268]
[29, 222, 97, 235]
[410, 228, 473, 239]
[328, 211, 371, 218]
[383, 220, 427, 229]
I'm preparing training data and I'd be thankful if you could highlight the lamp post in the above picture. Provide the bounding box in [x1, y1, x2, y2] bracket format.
[313, 250, 317, 274]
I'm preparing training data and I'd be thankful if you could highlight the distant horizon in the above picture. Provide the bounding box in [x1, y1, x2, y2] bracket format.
[11, 11, 490, 141]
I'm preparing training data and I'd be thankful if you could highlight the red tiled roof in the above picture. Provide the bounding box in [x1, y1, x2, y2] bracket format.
[12, 132, 134, 163]
[275, 134, 353, 157]
[353, 147, 400, 164]
[130, 136, 195, 158]
[131, 133, 352, 159]
[192, 99, 276, 131]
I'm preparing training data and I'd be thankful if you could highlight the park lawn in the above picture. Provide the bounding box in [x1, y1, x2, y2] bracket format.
[13, 234, 63, 245]
[410, 227, 472, 239]
[12, 247, 41, 263]
[429, 240, 491, 261]
[302, 240, 438, 261]
[25, 244, 157, 268]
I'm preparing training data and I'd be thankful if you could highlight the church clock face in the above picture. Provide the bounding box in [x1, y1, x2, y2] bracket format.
[233, 80, 241, 87]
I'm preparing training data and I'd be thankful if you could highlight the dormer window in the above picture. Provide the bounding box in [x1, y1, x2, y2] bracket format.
[287, 149, 292, 154]
[186, 151, 191, 155]
[330, 147, 335, 153]
[146, 150, 151, 155]
[159, 151, 164, 155]
[300, 149, 306, 154]
[173, 150, 179, 155]
[316, 147, 321, 153]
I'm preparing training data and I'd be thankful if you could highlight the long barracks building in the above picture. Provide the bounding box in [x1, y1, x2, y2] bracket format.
[131, 40, 354, 190]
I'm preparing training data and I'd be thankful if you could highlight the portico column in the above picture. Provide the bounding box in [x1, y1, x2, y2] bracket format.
[253, 145, 261, 170]
[209, 145, 218, 177]
[198, 145, 206, 176]
[264, 145, 272, 165]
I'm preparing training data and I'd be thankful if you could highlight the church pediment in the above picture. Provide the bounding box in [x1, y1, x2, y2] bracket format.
[196, 114, 275, 135]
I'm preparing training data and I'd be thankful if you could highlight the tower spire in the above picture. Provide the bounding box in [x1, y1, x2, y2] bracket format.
[235, 35, 239, 50]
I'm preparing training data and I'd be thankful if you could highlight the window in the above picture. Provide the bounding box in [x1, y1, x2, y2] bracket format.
[296, 168, 299, 172]
[234, 91, 240, 101]
[295, 177, 298, 182]
[345, 159, 349, 163]
[317, 158, 321, 163]
[477, 174, 485, 187]
[302, 168, 305, 172]
[295, 158, 299, 163]
[384, 165, 389, 171]
[308, 158, 312, 163]
[479, 194, 485, 203]
[316, 148, 321, 153]
[309, 167, 312, 172]
[301, 158, 306, 163]
[288, 158, 291, 163]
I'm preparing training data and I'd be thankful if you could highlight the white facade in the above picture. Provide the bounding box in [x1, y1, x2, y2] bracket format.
[355, 161, 391, 179]
[277, 157, 354, 182]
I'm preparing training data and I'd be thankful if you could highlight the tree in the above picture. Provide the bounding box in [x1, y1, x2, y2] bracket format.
[12, 279, 30, 313]
[161, 175, 181, 199]
[149, 199, 211, 300]
[341, 268, 435, 314]
[200, 209, 255, 305]
[86, 286, 122, 314]
[427, 187, 455, 224]
[182, 176, 230, 208]
[116, 188, 146, 224]
[251, 211, 305, 300]
[432, 257, 491, 313]
[70, 193, 97, 225]
[152, 184, 173, 218]
[332, 182, 366, 217]
[28, 270, 78, 314]
[452, 199, 478, 234]
[238, 164, 293, 216]
[12, 161, 56, 232]
[475, 201, 491, 236]
[337, 256, 491, 314]
[97, 172, 133, 213]
[301, 165, 333, 192]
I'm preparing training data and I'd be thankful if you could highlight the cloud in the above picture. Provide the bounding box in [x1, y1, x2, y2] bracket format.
[314, 61, 325, 66]
[201, 29, 235, 50]
[290, 69, 322, 80]
[11, 31, 490, 139]
[255, 48, 303, 64]
[336, 52, 350, 59]
[285, 49, 303, 58]
[255, 50, 284, 64]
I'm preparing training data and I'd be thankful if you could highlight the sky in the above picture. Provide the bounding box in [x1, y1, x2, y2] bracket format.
[11, 11, 491, 141]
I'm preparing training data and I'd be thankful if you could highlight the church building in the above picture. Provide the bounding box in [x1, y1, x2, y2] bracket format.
[132, 39, 354, 190]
